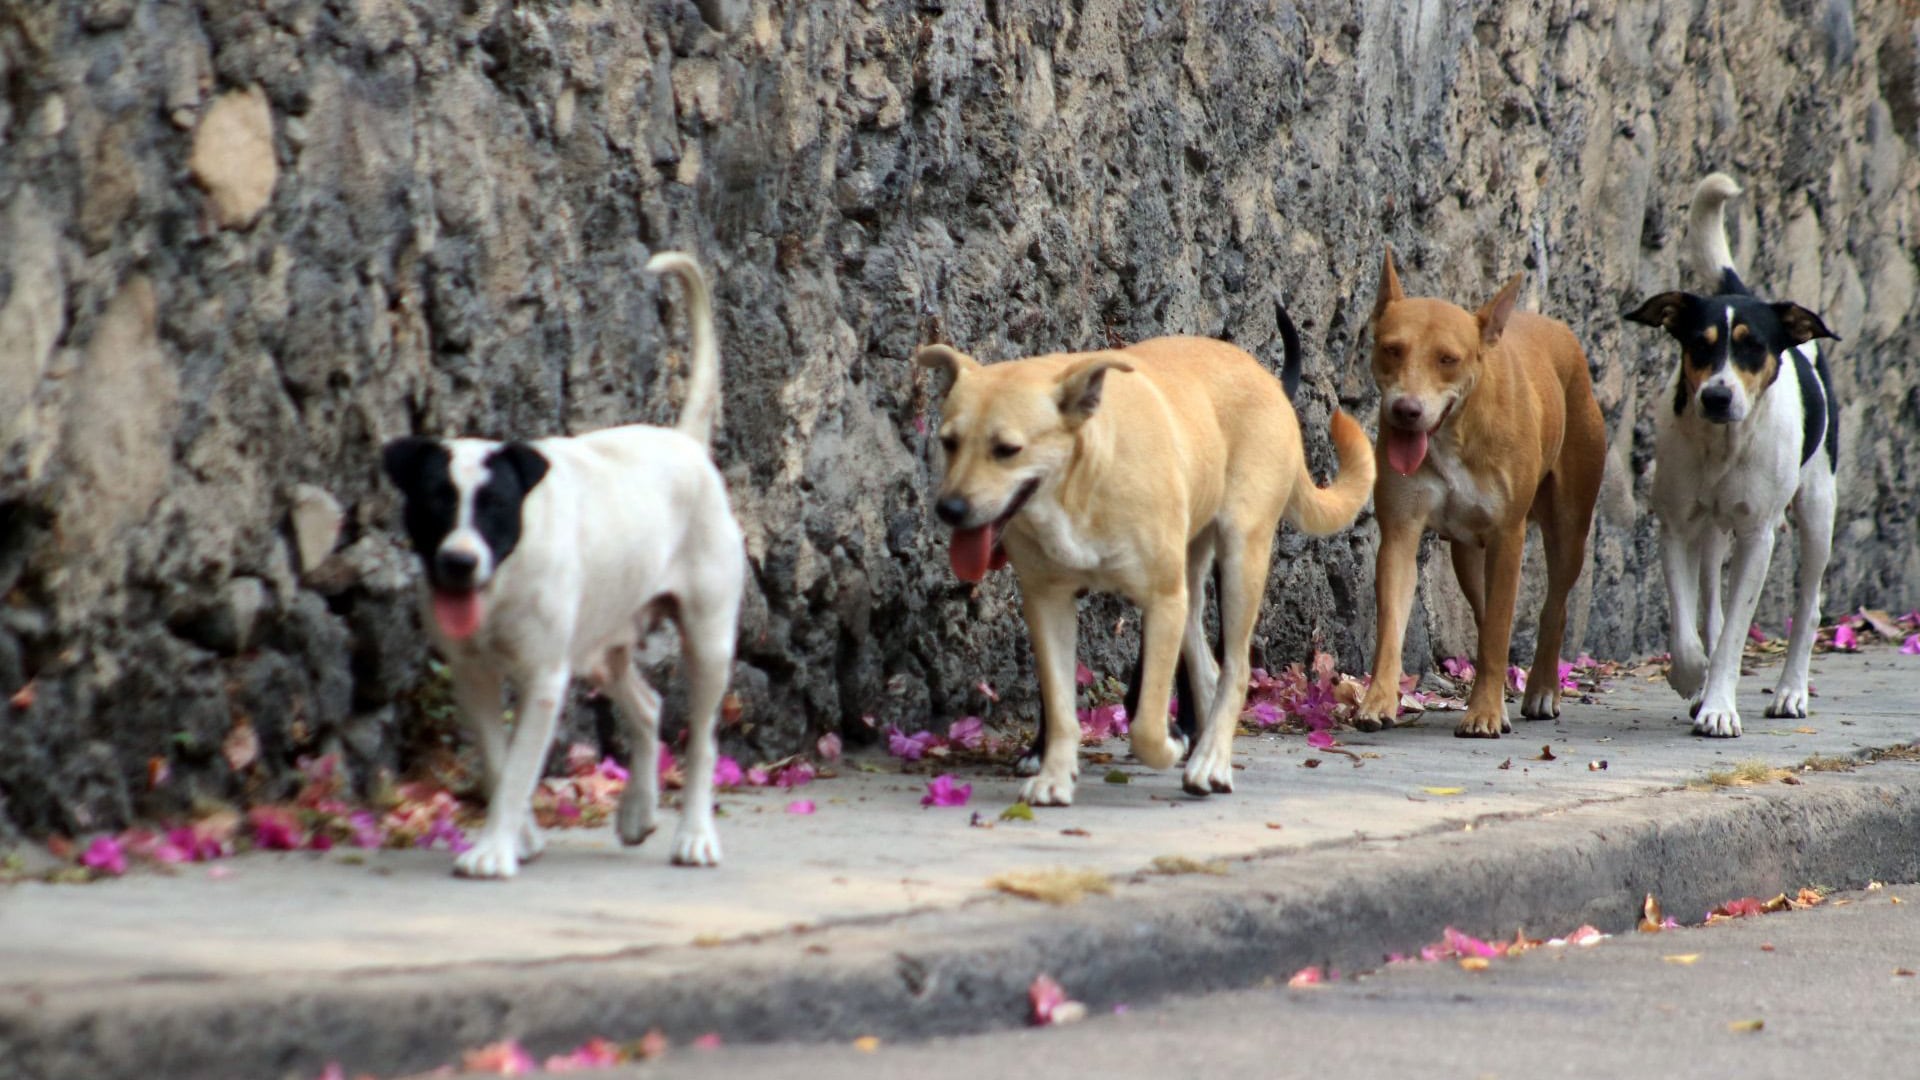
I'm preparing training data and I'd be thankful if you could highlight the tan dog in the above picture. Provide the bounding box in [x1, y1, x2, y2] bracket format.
[1355, 249, 1605, 738]
[917, 332, 1374, 805]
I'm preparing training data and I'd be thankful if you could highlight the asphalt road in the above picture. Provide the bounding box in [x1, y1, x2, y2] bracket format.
[604, 884, 1920, 1080]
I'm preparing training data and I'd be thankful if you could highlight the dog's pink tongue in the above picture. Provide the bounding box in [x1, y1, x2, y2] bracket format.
[432, 591, 483, 641]
[950, 526, 996, 583]
[1385, 428, 1430, 476]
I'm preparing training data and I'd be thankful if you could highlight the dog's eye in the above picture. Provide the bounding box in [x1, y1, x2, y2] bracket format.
[940, 435, 959, 454]
[1438, 353, 1460, 367]
[992, 442, 1023, 460]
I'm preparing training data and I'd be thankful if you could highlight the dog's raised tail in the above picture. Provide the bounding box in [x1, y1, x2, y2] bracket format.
[1688, 173, 1744, 293]
[646, 251, 721, 448]
[1286, 410, 1376, 536]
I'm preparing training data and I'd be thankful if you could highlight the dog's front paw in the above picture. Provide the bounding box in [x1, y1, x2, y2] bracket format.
[616, 786, 658, 846]
[1667, 649, 1707, 701]
[670, 823, 722, 867]
[1181, 746, 1234, 797]
[453, 833, 521, 880]
[1353, 686, 1400, 732]
[1764, 683, 1810, 719]
[1455, 704, 1510, 739]
[1692, 701, 1743, 738]
[1020, 770, 1076, 807]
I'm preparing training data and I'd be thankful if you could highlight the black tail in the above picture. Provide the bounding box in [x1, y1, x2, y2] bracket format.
[1276, 298, 1303, 400]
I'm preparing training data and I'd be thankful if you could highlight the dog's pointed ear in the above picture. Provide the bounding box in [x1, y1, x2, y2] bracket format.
[1056, 356, 1135, 426]
[1622, 292, 1690, 333]
[1772, 302, 1840, 346]
[382, 436, 439, 494]
[491, 442, 550, 494]
[1370, 246, 1404, 325]
[914, 344, 979, 397]
[1476, 272, 1524, 346]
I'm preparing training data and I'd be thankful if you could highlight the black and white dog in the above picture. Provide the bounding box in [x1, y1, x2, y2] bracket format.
[1624, 174, 1840, 737]
[383, 252, 745, 877]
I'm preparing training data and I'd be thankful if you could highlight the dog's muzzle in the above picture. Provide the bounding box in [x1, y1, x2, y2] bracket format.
[944, 479, 1040, 583]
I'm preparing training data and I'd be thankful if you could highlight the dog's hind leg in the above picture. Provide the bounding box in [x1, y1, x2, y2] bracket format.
[671, 620, 735, 867]
[1692, 526, 1778, 737]
[1177, 531, 1221, 752]
[1767, 470, 1834, 718]
[1019, 581, 1086, 807]
[604, 648, 664, 847]
[1183, 525, 1270, 796]
[455, 667, 569, 879]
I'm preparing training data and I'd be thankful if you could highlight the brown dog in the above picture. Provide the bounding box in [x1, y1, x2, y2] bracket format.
[917, 332, 1374, 804]
[1355, 249, 1606, 738]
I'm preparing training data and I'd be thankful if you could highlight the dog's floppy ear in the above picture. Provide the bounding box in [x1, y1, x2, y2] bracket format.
[1055, 356, 1135, 426]
[1772, 302, 1840, 346]
[1476, 272, 1524, 346]
[1370, 246, 1405, 325]
[382, 436, 439, 494]
[1622, 292, 1691, 333]
[914, 343, 979, 397]
[491, 441, 550, 494]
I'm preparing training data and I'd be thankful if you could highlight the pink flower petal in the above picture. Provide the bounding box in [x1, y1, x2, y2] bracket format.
[597, 757, 630, 783]
[713, 756, 746, 788]
[1306, 729, 1334, 749]
[1834, 624, 1858, 651]
[774, 760, 815, 788]
[692, 1033, 723, 1050]
[816, 733, 843, 761]
[947, 716, 986, 750]
[543, 1037, 622, 1072]
[1075, 662, 1096, 688]
[1028, 973, 1068, 1023]
[1285, 965, 1325, 987]
[786, 800, 816, 815]
[462, 1039, 536, 1075]
[1903, 634, 1920, 656]
[921, 774, 973, 808]
[1748, 623, 1768, 644]
[977, 680, 1000, 703]
[80, 835, 127, 876]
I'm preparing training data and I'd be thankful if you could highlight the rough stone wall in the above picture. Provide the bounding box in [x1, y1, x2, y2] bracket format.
[2, 0, 1916, 836]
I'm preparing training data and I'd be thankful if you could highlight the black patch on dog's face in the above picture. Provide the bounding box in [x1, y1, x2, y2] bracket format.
[382, 438, 549, 590]
[384, 437, 459, 563]
[468, 443, 548, 576]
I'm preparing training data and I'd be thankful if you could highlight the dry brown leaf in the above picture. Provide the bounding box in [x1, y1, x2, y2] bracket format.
[1727, 1019, 1765, 1034]
[1638, 893, 1666, 933]
[1663, 954, 1700, 965]
[1458, 956, 1491, 971]
[989, 868, 1113, 905]
[1533, 745, 1557, 762]
[1149, 855, 1229, 876]
[8, 679, 35, 711]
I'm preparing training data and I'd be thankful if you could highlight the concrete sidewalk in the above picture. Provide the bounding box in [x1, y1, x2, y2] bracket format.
[4, 649, 1919, 1079]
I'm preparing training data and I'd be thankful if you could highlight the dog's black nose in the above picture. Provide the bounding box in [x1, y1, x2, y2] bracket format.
[935, 495, 971, 526]
[1389, 397, 1425, 427]
[1700, 385, 1734, 419]
[434, 549, 480, 588]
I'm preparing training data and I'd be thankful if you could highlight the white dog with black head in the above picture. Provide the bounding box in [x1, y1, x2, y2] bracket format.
[1624, 175, 1840, 738]
[383, 252, 744, 878]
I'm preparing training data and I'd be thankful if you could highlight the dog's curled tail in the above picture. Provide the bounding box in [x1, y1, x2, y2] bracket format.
[1285, 410, 1375, 536]
[1688, 173, 1743, 293]
[646, 251, 721, 449]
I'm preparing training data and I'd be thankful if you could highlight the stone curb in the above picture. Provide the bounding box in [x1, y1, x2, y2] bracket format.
[6, 764, 1919, 1080]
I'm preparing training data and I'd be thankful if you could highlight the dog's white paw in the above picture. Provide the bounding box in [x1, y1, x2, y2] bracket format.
[1692, 702, 1743, 738]
[1181, 747, 1233, 796]
[1020, 770, 1076, 807]
[1520, 684, 1560, 720]
[670, 823, 722, 867]
[453, 832, 520, 880]
[616, 786, 658, 846]
[516, 820, 547, 862]
[1014, 748, 1042, 777]
[1765, 683, 1810, 719]
[1668, 649, 1707, 701]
